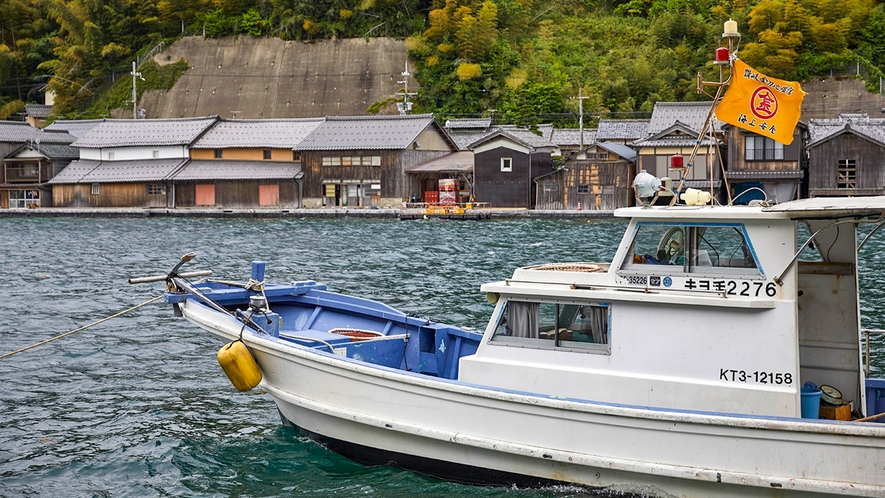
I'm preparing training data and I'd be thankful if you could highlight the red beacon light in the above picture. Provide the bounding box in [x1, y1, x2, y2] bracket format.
[670, 155, 685, 169]
[715, 47, 730, 65]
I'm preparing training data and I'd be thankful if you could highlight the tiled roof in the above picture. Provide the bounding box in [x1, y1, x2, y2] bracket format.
[725, 170, 803, 179]
[24, 104, 52, 118]
[297, 114, 445, 150]
[445, 118, 492, 130]
[48, 158, 186, 184]
[596, 119, 650, 140]
[650, 102, 723, 135]
[0, 121, 75, 145]
[9, 143, 79, 160]
[808, 113, 885, 147]
[499, 127, 555, 148]
[192, 118, 325, 149]
[633, 137, 719, 147]
[173, 160, 302, 180]
[448, 129, 498, 150]
[406, 151, 474, 172]
[71, 116, 219, 148]
[44, 119, 104, 138]
[550, 128, 597, 147]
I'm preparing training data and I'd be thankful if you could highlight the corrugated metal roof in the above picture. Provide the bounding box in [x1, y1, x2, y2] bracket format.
[71, 116, 218, 148]
[596, 119, 650, 140]
[725, 170, 804, 179]
[297, 114, 442, 150]
[48, 158, 186, 184]
[192, 118, 325, 149]
[406, 151, 473, 173]
[24, 104, 52, 118]
[808, 113, 885, 147]
[445, 118, 491, 130]
[597, 141, 637, 162]
[173, 160, 302, 180]
[550, 128, 597, 146]
[649, 102, 723, 136]
[44, 119, 105, 138]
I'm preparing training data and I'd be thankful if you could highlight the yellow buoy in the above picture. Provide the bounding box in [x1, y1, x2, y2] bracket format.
[217, 340, 262, 391]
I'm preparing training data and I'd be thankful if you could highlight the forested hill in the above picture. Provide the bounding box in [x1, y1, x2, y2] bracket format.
[1, 0, 884, 126]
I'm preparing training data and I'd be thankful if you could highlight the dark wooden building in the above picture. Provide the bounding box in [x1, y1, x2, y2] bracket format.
[471, 130, 555, 209]
[297, 115, 456, 208]
[536, 141, 636, 210]
[0, 122, 76, 209]
[723, 123, 806, 204]
[806, 114, 885, 197]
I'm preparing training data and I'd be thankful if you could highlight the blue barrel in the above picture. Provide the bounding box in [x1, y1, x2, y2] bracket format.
[801, 387, 821, 419]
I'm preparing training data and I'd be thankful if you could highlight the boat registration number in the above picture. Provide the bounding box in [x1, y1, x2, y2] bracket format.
[720, 369, 793, 385]
[683, 279, 777, 297]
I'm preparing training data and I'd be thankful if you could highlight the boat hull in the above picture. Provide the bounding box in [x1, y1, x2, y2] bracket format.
[179, 300, 885, 497]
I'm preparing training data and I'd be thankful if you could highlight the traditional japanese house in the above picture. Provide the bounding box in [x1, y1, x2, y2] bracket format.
[470, 129, 555, 209]
[177, 118, 324, 209]
[0, 122, 76, 209]
[596, 119, 650, 145]
[536, 142, 636, 211]
[297, 114, 456, 208]
[722, 122, 807, 203]
[806, 113, 885, 197]
[49, 117, 218, 207]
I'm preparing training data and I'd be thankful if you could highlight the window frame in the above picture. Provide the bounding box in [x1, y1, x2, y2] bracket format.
[214, 149, 223, 159]
[91, 183, 100, 195]
[837, 159, 856, 188]
[488, 298, 612, 355]
[501, 157, 513, 172]
[147, 184, 166, 195]
[745, 135, 784, 161]
[263, 149, 272, 160]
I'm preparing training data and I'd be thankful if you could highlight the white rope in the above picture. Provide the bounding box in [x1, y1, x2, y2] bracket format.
[0, 295, 164, 360]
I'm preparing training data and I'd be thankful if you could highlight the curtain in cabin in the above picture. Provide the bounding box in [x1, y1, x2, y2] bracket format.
[507, 302, 539, 338]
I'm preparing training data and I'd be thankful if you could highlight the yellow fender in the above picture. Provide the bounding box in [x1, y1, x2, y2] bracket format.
[217, 340, 262, 391]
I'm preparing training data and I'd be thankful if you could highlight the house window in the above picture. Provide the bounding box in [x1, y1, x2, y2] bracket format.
[91, 183, 100, 195]
[501, 157, 513, 172]
[214, 149, 223, 159]
[577, 184, 590, 194]
[490, 300, 611, 353]
[342, 157, 353, 166]
[837, 160, 856, 188]
[371, 156, 381, 165]
[107, 152, 114, 160]
[152, 150, 160, 158]
[263, 149, 272, 160]
[293, 151, 301, 161]
[745, 136, 783, 160]
[147, 184, 166, 195]
[597, 152, 608, 160]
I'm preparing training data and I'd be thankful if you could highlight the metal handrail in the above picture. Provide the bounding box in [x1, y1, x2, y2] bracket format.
[862, 329, 885, 377]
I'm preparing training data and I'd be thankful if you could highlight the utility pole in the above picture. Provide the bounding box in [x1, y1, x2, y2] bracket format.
[131, 61, 144, 119]
[574, 87, 591, 150]
[396, 61, 417, 115]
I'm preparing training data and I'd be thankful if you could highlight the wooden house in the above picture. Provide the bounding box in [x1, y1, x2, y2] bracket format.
[177, 118, 324, 208]
[23, 104, 52, 129]
[596, 119, 649, 145]
[297, 114, 457, 208]
[806, 113, 885, 197]
[471, 129, 555, 209]
[633, 102, 724, 196]
[0, 122, 76, 209]
[49, 117, 218, 207]
[536, 142, 636, 210]
[722, 123, 806, 203]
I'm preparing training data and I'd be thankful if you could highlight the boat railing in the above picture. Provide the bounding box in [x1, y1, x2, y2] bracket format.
[863, 329, 885, 377]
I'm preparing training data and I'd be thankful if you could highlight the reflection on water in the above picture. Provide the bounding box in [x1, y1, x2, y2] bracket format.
[0, 216, 882, 497]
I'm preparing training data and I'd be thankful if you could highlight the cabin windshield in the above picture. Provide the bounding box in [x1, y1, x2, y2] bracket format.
[620, 222, 762, 278]
[490, 300, 611, 354]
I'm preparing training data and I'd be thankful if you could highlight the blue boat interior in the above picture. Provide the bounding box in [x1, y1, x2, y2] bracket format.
[166, 262, 483, 380]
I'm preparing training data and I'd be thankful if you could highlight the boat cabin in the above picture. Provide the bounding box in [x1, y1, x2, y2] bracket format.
[464, 199, 876, 419]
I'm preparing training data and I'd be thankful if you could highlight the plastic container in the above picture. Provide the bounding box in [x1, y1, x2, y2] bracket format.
[801, 387, 822, 419]
[865, 378, 885, 423]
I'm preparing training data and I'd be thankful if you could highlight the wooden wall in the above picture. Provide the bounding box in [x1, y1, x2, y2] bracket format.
[726, 126, 804, 173]
[190, 148, 295, 161]
[808, 133, 885, 196]
[174, 180, 299, 208]
[536, 160, 632, 210]
[474, 148, 531, 208]
[52, 182, 171, 208]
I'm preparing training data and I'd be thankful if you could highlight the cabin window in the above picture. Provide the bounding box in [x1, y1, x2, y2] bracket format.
[490, 300, 610, 353]
[745, 136, 783, 160]
[147, 184, 166, 195]
[837, 160, 856, 188]
[620, 222, 762, 277]
[91, 183, 100, 195]
[263, 149, 272, 160]
[501, 157, 512, 172]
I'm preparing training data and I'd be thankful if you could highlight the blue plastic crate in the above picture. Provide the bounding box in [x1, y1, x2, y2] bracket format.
[865, 378, 885, 422]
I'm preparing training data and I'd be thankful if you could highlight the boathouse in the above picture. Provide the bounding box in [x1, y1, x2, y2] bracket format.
[297, 114, 457, 208]
[722, 122, 807, 203]
[536, 141, 636, 210]
[470, 128, 555, 209]
[806, 113, 885, 197]
[0, 122, 76, 209]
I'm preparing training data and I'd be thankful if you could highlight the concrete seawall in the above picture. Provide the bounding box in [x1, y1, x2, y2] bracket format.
[0, 208, 615, 219]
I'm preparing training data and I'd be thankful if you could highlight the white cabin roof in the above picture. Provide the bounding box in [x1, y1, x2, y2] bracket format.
[615, 197, 885, 222]
[614, 205, 787, 221]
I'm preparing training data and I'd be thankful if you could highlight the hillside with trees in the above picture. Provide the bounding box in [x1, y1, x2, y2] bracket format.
[1, 0, 883, 125]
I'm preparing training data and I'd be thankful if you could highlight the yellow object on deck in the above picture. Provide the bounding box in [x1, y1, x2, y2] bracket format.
[217, 340, 262, 391]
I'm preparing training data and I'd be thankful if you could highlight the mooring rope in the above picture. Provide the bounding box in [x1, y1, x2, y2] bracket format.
[0, 294, 164, 360]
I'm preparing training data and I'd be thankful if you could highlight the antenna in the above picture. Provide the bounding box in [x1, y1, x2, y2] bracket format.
[396, 61, 417, 115]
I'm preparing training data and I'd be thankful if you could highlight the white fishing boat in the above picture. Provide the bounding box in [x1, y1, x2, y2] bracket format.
[157, 193, 885, 497]
[152, 20, 885, 498]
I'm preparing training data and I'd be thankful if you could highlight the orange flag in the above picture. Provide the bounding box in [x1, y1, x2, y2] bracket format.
[715, 59, 806, 145]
